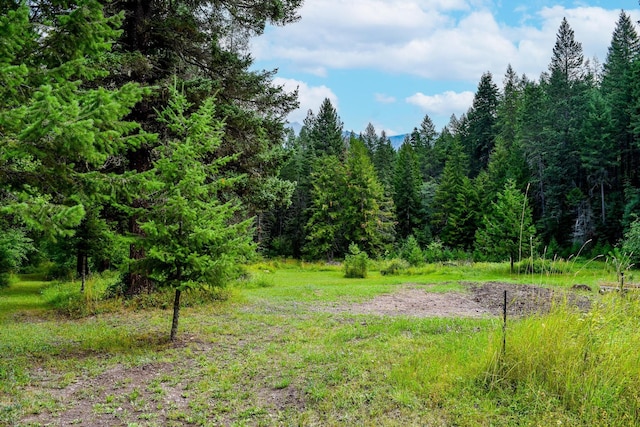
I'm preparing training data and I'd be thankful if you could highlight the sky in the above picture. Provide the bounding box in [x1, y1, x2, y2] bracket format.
[250, 1, 640, 136]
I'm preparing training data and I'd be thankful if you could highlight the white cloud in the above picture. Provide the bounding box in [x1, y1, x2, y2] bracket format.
[375, 93, 396, 104]
[406, 90, 475, 116]
[273, 77, 338, 124]
[253, 2, 640, 83]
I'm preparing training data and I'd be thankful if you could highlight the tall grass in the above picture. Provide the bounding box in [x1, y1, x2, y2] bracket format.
[485, 294, 640, 425]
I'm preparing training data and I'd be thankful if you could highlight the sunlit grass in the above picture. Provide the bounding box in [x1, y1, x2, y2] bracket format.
[0, 259, 636, 425]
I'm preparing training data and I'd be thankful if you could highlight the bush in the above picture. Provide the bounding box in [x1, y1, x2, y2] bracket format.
[622, 218, 640, 265]
[344, 243, 368, 278]
[400, 235, 424, 266]
[515, 257, 572, 275]
[379, 258, 410, 275]
[423, 239, 445, 263]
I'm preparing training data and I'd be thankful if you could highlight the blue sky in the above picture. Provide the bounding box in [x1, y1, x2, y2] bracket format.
[251, 1, 640, 136]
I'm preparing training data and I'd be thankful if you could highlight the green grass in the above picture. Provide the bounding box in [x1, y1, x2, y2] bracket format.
[0, 260, 637, 426]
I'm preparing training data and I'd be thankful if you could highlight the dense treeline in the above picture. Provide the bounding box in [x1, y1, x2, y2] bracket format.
[4, 1, 640, 300]
[263, 11, 640, 264]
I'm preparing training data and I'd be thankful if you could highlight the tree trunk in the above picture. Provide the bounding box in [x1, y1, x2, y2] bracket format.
[125, 206, 154, 296]
[170, 288, 181, 341]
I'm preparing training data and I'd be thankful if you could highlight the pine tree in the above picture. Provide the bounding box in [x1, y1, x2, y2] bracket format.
[136, 88, 254, 341]
[465, 72, 499, 177]
[393, 141, 422, 240]
[602, 11, 640, 180]
[304, 156, 346, 260]
[361, 122, 378, 157]
[475, 180, 536, 271]
[373, 130, 396, 193]
[432, 139, 478, 249]
[343, 138, 395, 256]
[308, 98, 345, 158]
[0, 2, 150, 252]
[486, 65, 529, 201]
[416, 114, 438, 179]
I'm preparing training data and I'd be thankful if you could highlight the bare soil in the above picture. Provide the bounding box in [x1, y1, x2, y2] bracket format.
[324, 281, 592, 318]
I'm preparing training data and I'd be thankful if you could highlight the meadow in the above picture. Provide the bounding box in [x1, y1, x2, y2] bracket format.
[1, 259, 639, 426]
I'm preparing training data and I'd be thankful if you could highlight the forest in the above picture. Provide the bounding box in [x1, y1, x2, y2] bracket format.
[4, 2, 640, 298]
[264, 11, 640, 266]
[5, 2, 640, 425]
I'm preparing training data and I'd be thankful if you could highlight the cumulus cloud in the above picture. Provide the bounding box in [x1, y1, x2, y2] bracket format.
[253, 1, 640, 83]
[406, 90, 475, 116]
[273, 77, 338, 124]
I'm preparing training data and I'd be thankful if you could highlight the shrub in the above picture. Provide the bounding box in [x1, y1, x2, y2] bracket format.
[344, 243, 368, 278]
[622, 218, 640, 265]
[379, 258, 410, 275]
[400, 235, 424, 266]
[515, 257, 572, 275]
[423, 240, 446, 263]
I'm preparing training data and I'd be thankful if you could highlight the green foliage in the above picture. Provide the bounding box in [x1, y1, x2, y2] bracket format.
[304, 155, 345, 260]
[308, 98, 345, 158]
[0, 228, 33, 287]
[44, 272, 122, 317]
[400, 235, 424, 266]
[606, 247, 634, 290]
[487, 295, 640, 425]
[379, 258, 410, 276]
[136, 87, 255, 291]
[342, 138, 395, 256]
[622, 218, 640, 265]
[475, 180, 537, 269]
[464, 71, 499, 176]
[394, 141, 423, 240]
[134, 86, 255, 339]
[515, 257, 573, 275]
[344, 243, 368, 278]
[305, 138, 394, 260]
[432, 139, 478, 250]
[423, 239, 449, 263]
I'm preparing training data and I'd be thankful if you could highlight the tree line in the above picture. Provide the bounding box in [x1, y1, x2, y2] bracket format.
[4, 2, 640, 298]
[262, 11, 640, 265]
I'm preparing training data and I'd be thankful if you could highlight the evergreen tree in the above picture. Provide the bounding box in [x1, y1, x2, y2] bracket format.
[486, 65, 529, 201]
[602, 11, 640, 187]
[304, 156, 346, 260]
[308, 98, 345, 158]
[465, 72, 499, 177]
[361, 122, 378, 157]
[136, 88, 254, 341]
[393, 141, 422, 240]
[343, 138, 395, 256]
[432, 139, 478, 249]
[579, 89, 615, 235]
[0, 1, 150, 266]
[373, 130, 396, 193]
[475, 180, 536, 271]
[416, 114, 438, 179]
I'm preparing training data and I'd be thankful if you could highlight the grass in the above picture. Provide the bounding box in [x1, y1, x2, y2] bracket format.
[0, 260, 636, 426]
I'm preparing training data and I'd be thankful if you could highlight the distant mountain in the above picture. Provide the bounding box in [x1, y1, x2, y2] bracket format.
[287, 123, 407, 151]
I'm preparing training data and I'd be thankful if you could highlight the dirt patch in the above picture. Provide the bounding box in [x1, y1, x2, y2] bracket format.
[324, 287, 490, 318]
[324, 282, 592, 318]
